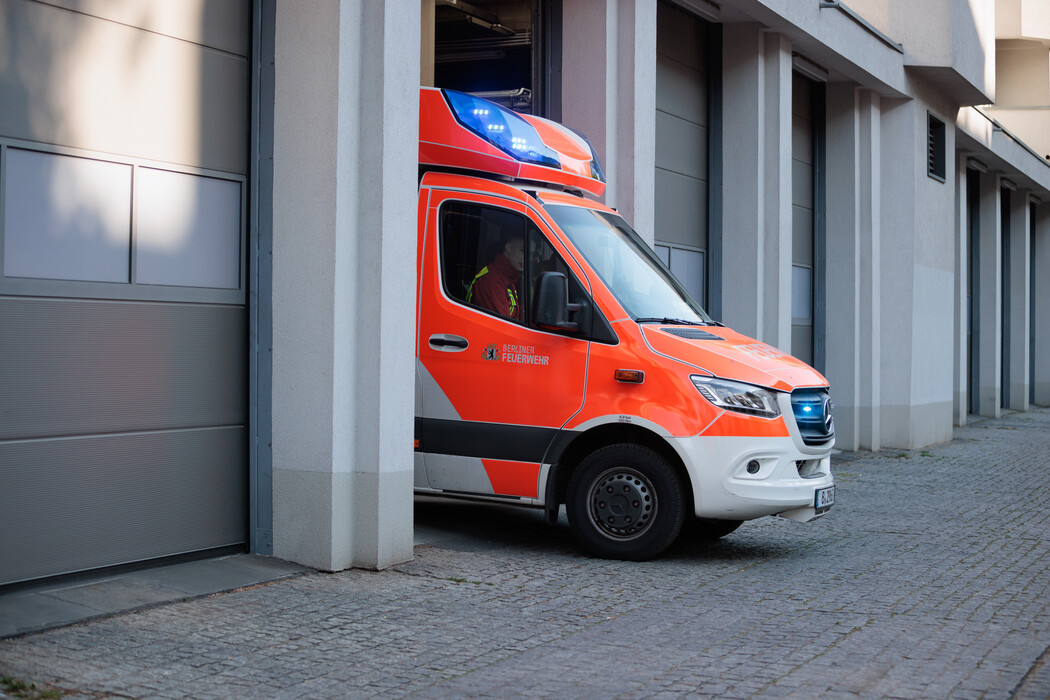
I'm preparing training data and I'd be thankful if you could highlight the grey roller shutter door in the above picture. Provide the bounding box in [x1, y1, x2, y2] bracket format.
[655, 1, 709, 309]
[0, 0, 251, 585]
[792, 72, 818, 367]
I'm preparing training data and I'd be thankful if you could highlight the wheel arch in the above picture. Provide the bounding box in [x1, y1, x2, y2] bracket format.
[545, 423, 693, 522]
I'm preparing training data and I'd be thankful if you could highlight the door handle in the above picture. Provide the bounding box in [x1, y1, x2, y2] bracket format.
[428, 334, 469, 351]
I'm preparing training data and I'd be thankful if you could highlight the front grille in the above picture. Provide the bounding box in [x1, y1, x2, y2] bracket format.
[791, 388, 834, 446]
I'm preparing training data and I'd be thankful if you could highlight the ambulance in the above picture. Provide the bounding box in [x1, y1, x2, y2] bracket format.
[415, 87, 836, 560]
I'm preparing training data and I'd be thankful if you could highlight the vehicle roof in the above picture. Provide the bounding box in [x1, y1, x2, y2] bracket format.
[418, 172, 617, 216]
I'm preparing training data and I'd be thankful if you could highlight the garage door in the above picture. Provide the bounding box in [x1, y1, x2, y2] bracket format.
[0, 0, 251, 585]
[654, 0, 711, 309]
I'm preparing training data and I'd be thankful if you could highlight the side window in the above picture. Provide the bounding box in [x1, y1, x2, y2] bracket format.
[439, 200, 592, 336]
[440, 202, 528, 320]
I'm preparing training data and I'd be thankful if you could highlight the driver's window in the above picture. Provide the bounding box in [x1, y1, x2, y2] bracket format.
[439, 200, 592, 335]
[440, 201, 529, 321]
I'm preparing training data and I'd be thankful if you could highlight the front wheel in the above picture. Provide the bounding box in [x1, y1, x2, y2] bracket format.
[566, 444, 686, 560]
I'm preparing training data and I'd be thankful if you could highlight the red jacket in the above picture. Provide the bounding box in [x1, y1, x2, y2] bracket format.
[469, 254, 521, 320]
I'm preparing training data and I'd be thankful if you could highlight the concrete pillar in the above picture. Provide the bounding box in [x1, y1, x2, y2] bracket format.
[824, 84, 881, 451]
[877, 97, 955, 448]
[824, 83, 860, 450]
[856, 90, 881, 451]
[1035, 202, 1050, 406]
[271, 0, 418, 571]
[1006, 191, 1031, 411]
[561, 0, 656, 243]
[952, 154, 969, 427]
[976, 171, 1002, 417]
[721, 24, 793, 349]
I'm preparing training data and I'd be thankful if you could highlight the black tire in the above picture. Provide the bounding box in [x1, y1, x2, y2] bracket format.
[565, 443, 686, 561]
[688, 518, 743, 540]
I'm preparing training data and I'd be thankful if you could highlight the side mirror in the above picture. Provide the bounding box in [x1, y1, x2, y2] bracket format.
[535, 272, 580, 332]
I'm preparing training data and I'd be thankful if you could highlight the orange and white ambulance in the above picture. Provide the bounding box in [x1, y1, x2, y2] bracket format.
[415, 87, 835, 560]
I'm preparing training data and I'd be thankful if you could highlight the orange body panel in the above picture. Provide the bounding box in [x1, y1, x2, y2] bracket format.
[565, 322, 718, 436]
[640, 325, 828, 393]
[417, 185, 590, 429]
[482, 460, 541, 498]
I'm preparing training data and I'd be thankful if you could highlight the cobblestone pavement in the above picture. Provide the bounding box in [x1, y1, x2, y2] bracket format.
[2, 408, 1049, 699]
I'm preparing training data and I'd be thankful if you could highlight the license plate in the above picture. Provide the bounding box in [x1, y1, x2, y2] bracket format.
[814, 485, 835, 510]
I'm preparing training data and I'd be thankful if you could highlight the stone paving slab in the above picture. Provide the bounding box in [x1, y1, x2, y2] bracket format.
[1, 408, 1049, 699]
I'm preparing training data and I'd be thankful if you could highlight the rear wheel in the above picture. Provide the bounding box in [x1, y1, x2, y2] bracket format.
[566, 444, 686, 560]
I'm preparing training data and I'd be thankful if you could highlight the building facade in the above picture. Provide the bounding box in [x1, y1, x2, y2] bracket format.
[1, 0, 1048, 583]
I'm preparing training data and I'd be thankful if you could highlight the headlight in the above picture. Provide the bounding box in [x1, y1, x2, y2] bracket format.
[690, 376, 781, 418]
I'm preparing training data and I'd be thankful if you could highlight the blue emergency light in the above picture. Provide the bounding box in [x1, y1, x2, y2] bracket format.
[443, 90, 561, 169]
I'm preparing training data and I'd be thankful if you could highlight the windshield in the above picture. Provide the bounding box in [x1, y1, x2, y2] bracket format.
[545, 204, 712, 324]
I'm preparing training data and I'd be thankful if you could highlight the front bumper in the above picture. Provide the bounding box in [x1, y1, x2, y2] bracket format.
[670, 433, 834, 522]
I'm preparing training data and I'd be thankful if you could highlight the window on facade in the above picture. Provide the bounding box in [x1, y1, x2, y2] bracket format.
[0, 145, 243, 297]
[439, 200, 585, 331]
[4, 148, 132, 283]
[137, 168, 241, 289]
[928, 112, 946, 182]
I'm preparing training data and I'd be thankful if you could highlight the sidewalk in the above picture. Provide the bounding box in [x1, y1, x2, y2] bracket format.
[0, 554, 309, 640]
[1, 408, 1049, 699]
[0, 514, 470, 640]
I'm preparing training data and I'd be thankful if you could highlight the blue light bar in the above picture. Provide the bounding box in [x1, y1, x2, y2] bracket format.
[443, 90, 561, 169]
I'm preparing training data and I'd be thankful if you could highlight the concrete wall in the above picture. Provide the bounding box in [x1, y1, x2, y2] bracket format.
[561, 0, 656, 244]
[889, 0, 994, 104]
[951, 153, 969, 427]
[877, 90, 956, 448]
[720, 24, 793, 348]
[975, 170, 1003, 418]
[1006, 190, 1031, 411]
[270, 0, 417, 571]
[996, 0, 1050, 41]
[846, 0, 891, 36]
[824, 84, 882, 450]
[984, 41, 1050, 161]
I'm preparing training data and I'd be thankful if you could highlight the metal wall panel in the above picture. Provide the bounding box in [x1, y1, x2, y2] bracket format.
[0, 0, 250, 174]
[656, 110, 708, 181]
[655, 169, 708, 248]
[0, 0, 250, 585]
[37, 0, 251, 56]
[0, 427, 246, 585]
[655, 1, 709, 302]
[0, 299, 246, 441]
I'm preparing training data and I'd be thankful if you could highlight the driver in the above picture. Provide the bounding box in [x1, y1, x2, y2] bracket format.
[467, 235, 524, 320]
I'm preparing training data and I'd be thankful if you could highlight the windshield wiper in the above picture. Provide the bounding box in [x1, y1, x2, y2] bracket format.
[635, 317, 697, 325]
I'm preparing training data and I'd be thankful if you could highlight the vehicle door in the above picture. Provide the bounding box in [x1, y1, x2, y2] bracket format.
[416, 187, 592, 499]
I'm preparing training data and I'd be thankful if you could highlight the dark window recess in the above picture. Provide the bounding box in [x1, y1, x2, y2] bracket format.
[434, 0, 537, 113]
[928, 113, 946, 182]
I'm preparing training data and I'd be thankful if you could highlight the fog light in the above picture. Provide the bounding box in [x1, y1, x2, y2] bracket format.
[746, 460, 760, 475]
